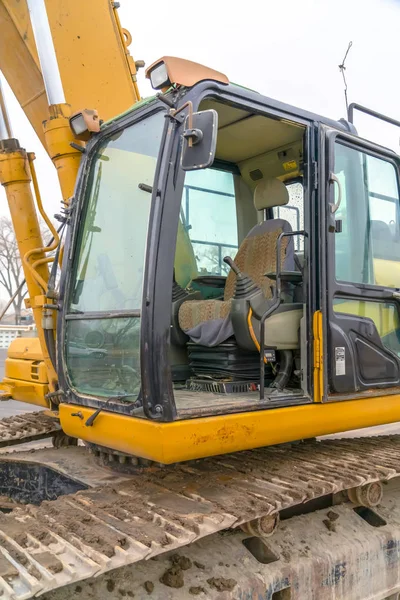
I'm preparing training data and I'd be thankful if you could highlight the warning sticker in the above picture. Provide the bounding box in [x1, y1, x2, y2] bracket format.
[282, 160, 298, 172]
[335, 347, 346, 376]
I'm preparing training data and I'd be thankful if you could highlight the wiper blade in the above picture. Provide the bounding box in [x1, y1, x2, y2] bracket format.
[85, 394, 140, 427]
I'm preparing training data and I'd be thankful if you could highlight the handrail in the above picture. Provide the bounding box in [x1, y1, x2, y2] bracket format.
[259, 230, 308, 400]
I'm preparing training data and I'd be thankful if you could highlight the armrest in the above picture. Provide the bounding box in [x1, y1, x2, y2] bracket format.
[191, 275, 227, 288]
[265, 270, 303, 284]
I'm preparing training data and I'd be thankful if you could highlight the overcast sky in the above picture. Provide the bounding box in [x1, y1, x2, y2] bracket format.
[0, 0, 399, 223]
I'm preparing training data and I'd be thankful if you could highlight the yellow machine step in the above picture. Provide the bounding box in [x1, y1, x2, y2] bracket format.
[0, 436, 398, 598]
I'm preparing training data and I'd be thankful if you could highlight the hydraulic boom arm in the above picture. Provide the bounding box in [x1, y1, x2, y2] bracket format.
[0, 0, 143, 408]
[0, 0, 141, 150]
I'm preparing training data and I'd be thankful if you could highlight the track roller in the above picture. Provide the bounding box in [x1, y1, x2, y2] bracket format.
[347, 481, 383, 507]
[240, 513, 280, 537]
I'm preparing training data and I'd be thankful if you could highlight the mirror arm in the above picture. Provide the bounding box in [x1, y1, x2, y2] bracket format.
[170, 101, 195, 147]
[183, 128, 203, 146]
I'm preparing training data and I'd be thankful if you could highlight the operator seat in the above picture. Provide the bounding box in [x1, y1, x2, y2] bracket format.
[178, 178, 295, 347]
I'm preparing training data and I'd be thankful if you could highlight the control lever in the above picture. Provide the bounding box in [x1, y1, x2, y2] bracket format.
[223, 256, 260, 300]
[223, 256, 241, 276]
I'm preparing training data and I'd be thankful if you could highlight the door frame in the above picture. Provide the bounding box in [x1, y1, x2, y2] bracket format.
[320, 125, 400, 401]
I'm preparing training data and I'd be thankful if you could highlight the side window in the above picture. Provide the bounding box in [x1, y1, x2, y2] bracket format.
[334, 143, 400, 287]
[273, 181, 304, 250]
[367, 155, 400, 248]
[179, 169, 238, 278]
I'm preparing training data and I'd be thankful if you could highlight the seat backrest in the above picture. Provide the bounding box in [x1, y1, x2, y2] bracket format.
[371, 219, 392, 242]
[224, 179, 294, 301]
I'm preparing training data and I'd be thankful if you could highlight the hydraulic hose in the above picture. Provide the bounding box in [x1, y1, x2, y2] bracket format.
[272, 350, 293, 391]
[44, 327, 57, 371]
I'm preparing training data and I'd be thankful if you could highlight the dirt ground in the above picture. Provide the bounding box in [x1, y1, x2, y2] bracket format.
[1, 347, 400, 599]
[37, 563, 160, 600]
[36, 551, 229, 600]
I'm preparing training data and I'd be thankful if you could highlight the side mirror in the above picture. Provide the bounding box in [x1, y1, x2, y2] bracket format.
[181, 109, 218, 171]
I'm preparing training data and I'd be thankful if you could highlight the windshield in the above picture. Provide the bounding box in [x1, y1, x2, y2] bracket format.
[65, 110, 165, 400]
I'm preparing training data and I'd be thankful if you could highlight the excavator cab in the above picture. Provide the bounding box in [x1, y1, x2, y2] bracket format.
[57, 59, 400, 463]
[61, 91, 309, 418]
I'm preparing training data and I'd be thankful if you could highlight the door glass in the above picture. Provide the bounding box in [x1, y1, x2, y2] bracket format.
[70, 112, 164, 312]
[334, 143, 400, 287]
[176, 168, 238, 285]
[334, 299, 400, 357]
[66, 318, 141, 398]
[65, 110, 165, 400]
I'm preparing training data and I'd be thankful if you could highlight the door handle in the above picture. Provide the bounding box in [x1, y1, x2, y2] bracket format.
[329, 173, 342, 214]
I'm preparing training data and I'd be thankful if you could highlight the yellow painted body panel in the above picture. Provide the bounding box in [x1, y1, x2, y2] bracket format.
[313, 310, 323, 402]
[60, 395, 400, 464]
[1, 378, 48, 406]
[5, 357, 47, 384]
[43, 104, 83, 203]
[7, 337, 44, 361]
[0, 0, 140, 149]
[2, 338, 49, 407]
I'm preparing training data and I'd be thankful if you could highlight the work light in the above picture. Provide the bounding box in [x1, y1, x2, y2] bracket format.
[148, 62, 170, 90]
[69, 109, 100, 141]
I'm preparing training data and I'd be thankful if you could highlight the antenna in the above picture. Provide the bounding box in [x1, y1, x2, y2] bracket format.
[338, 41, 353, 117]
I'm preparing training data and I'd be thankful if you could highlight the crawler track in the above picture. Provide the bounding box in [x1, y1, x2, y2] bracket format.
[0, 412, 60, 448]
[0, 435, 398, 598]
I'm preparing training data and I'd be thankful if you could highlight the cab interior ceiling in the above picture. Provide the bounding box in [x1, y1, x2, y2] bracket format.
[199, 98, 305, 182]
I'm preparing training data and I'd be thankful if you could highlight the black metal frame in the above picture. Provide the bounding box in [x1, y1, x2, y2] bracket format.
[348, 103, 400, 130]
[57, 99, 169, 418]
[320, 124, 400, 398]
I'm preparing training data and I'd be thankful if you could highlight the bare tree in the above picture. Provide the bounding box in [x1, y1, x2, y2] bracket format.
[195, 244, 236, 276]
[0, 299, 7, 320]
[0, 217, 58, 324]
[0, 217, 25, 324]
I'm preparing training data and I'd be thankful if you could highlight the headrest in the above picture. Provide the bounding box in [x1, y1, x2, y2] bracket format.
[254, 178, 289, 211]
[370, 220, 392, 240]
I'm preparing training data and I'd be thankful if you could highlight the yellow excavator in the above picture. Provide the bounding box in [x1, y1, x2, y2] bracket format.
[0, 1, 400, 598]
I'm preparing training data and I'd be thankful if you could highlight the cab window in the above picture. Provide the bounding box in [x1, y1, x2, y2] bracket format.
[334, 143, 400, 287]
[177, 168, 238, 284]
[273, 181, 304, 250]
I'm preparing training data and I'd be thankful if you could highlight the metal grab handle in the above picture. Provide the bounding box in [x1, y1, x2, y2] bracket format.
[329, 173, 342, 214]
[259, 229, 308, 401]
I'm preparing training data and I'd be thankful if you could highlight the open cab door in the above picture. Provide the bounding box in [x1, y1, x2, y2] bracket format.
[321, 125, 400, 400]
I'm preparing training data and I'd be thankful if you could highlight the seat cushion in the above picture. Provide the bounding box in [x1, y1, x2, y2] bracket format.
[178, 220, 293, 334]
[179, 299, 232, 330]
